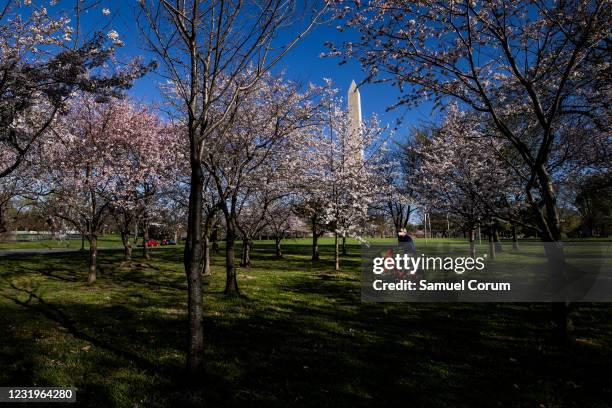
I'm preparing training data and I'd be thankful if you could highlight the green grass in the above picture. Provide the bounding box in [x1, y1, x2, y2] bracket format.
[0, 235, 609, 250]
[0, 239, 611, 407]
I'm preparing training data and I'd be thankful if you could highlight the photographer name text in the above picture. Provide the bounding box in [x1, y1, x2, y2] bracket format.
[372, 279, 511, 292]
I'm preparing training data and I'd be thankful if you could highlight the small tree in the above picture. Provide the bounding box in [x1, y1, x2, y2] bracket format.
[304, 81, 387, 270]
[377, 148, 416, 236]
[412, 106, 520, 256]
[106, 102, 177, 262]
[265, 201, 306, 258]
[39, 97, 169, 283]
[202, 75, 315, 292]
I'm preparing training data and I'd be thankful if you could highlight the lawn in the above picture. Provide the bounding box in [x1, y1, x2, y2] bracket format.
[0, 239, 611, 407]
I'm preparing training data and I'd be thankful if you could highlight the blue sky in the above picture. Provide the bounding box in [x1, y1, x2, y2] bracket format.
[62, 1, 440, 142]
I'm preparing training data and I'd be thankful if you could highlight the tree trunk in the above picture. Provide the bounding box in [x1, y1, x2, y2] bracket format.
[341, 234, 347, 255]
[275, 237, 282, 258]
[468, 229, 475, 257]
[211, 227, 219, 253]
[0, 206, 7, 234]
[240, 238, 251, 267]
[511, 223, 519, 250]
[488, 224, 496, 259]
[142, 218, 151, 260]
[201, 235, 211, 276]
[184, 159, 204, 373]
[334, 230, 340, 271]
[535, 165, 570, 343]
[311, 216, 319, 261]
[133, 220, 139, 246]
[121, 230, 132, 261]
[493, 223, 503, 252]
[87, 235, 97, 285]
[224, 218, 239, 294]
[80, 234, 85, 251]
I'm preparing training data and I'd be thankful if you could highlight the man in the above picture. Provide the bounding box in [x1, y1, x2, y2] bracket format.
[398, 228, 417, 257]
[392, 228, 419, 280]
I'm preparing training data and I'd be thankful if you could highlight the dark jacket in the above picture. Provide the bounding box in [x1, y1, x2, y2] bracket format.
[398, 234, 417, 255]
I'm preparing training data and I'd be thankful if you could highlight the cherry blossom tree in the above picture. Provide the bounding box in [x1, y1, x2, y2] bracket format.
[377, 148, 417, 236]
[235, 199, 270, 268]
[264, 201, 307, 258]
[105, 104, 178, 262]
[138, 0, 328, 371]
[38, 99, 116, 284]
[297, 81, 387, 270]
[0, 171, 34, 234]
[111, 206, 139, 262]
[235, 170, 290, 268]
[0, 0, 152, 180]
[292, 197, 328, 262]
[202, 74, 315, 293]
[412, 106, 521, 256]
[38, 96, 171, 283]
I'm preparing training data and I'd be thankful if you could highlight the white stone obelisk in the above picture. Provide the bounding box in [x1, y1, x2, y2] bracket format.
[348, 80, 363, 162]
[348, 80, 362, 139]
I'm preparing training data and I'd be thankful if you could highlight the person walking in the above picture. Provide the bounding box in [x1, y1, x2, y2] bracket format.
[398, 228, 417, 257]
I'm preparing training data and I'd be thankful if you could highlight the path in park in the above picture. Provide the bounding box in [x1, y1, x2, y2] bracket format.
[0, 247, 116, 257]
[0, 246, 177, 257]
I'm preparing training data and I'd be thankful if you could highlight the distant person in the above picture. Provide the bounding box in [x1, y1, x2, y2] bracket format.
[394, 228, 418, 279]
[398, 228, 417, 257]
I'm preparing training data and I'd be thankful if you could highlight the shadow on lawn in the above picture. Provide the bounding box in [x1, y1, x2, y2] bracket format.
[0, 283, 192, 406]
[0, 305, 37, 387]
[0, 244, 611, 407]
[3, 283, 163, 373]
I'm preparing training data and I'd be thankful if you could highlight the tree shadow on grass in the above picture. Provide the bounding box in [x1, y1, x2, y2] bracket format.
[0, 281, 253, 407]
[197, 291, 493, 407]
[3, 283, 162, 373]
[0, 306, 37, 387]
[1, 286, 185, 405]
[206, 250, 612, 407]
[102, 266, 188, 292]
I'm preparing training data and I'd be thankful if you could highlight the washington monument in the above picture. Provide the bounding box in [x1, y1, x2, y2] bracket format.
[348, 80, 362, 139]
[348, 80, 363, 162]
